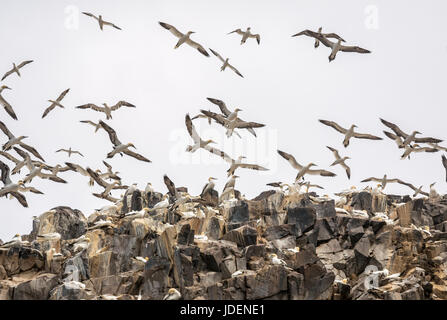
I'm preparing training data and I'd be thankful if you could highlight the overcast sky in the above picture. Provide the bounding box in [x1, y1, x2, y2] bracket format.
[0, 0, 446, 241]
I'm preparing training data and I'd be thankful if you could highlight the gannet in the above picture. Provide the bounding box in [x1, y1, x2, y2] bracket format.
[292, 27, 345, 48]
[98, 161, 121, 182]
[163, 175, 179, 199]
[134, 256, 149, 263]
[99, 121, 151, 162]
[37, 232, 61, 240]
[79, 120, 104, 133]
[277, 150, 336, 180]
[159, 22, 209, 57]
[206, 98, 258, 137]
[400, 144, 438, 160]
[319, 120, 382, 147]
[0, 149, 26, 175]
[185, 114, 216, 152]
[293, 30, 370, 62]
[228, 27, 260, 45]
[427, 143, 447, 152]
[226, 155, 269, 177]
[269, 253, 287, 266]
[0, 160, 28, 207]
[42, 88, 70, 118]
[231, 270, 245, 278]
[380, 118, 443, 145]
[222, 175, 239, 195]
[152, 194, 170, 210]
[0, 234, 28, 248]
[87, 168, 127, 196]
[90, 218, 114, 229]
[209, 49, 244, 78]
[442, 155, 447, 182]
[82, 12, 121, 30]
[327, 146, 351, 179]
[76, 101, 135, 120]
[1, 60, 33, 81]
[56, 147, 84, 158]
[73, 237, 90, 252]
[361, 175, 413, 190]
[191, 111, 214, 125]
[0, 85, 17, 120]
[65, 162, 95, 186]
[144, 182, 154, 195]
[163, 288, 182, 300]
[0, 121, 45, 161]
[298, 181, 324, 193]
[201, 177, 217, 196]
[125, 208, 150, 219]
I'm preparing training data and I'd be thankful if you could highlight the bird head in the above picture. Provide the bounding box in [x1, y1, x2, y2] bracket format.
[209, 177, 217, 181]
[352, 125, 358, 129]
[238, 155, 247, 160]
[19, 135, 28, 140]
[350, 186, 357, 190]
[318, 27, 322, 33]
[187, 31, 195, 35]
[233, 175, 240, 179]
[413, 131, 422, 135]
[14, 234, 20, 238]
[127, 143, 136, 149]
[234, 108, 243, 112]
[206, 139, 216, 145]
[0, 85, 11, 91]
[430, 182, 436, 188]
[168, 288, 178, 295]
[144, 257, 149, 261]
[142, 207, 150, 213]
[18, 180, 25, 186]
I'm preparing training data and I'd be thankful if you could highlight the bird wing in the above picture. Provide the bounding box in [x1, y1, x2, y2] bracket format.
[249, 34, 261, 44]
[56, 88, 70, 102]
[12, 147, 29, 160]
[308, 169, 337, 177]
[42, 104, 56, 118]
[0, 121, 14, 139]
[9, 192, 28, 207]
[323, 33, 345, 42]
[102, 20, 121, 30]
[237, 163, 269, 171]
[92, 193, 119, 203]
[267, 182, 282, 188]
[76, 103, 102, 111]
[17, 60, 33, 69]
[123, 150, 151, 163]
[380, 118, 408, 138]
[1, 69, 14, 81]
[159, 22, 184, 38]
[98, 121, 121, 146]
[319, 120, 348, 134]
[277, 150, 303, 170]
[339, 44, 371, 54]
[414, 137, 444, 144]
[293, 30, 335, 48]
[353, 132, 383, 140]
[86, 168, 108, 188]
[73, 151, 84, 157]
[102, 160, 112, 170]
[0, 96, 18, 120]
[164, 174, 177, 198]
[0, 151, 20, 164]
[209, 48, 225, 63]
[203, 145, 234, 163]
[361, 177, 381, 183]
[82, 12, 99, 21]
[0, 160, 12, 185]
[206, 98, 231, 116]
[232, 120, 264, 129]
[18, 143, 45, 162]
[228, 64, 244, 78]
[228, 29, 244, 35]
[110, 100, 136, 111]
[80, 120, 96, 126]
[200, 110, 227, 126]
[396, 179, 416, 190]
[327, 146, 341, 160]
[65, 162, 88, 176]
[185, 114, 200, 143]
[186, 38, 209, 57]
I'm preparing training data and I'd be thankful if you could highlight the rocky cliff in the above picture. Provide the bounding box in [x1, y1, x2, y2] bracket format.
[1, 188, 447, 300]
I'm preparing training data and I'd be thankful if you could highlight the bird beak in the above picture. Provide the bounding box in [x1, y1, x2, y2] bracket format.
[4, 86, 11, 90]
[234, 175, 239, 178]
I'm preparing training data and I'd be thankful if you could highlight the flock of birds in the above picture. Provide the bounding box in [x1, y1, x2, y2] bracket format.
[1, 12, 447, 218]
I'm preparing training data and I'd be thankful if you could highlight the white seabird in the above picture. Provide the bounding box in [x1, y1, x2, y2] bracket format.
[319, 120, 383, 148]
[79, 120, 105, 133]
[0, 121, 45, 161]
[361, 174, 413, 190]
[0, 161, 27, 207]
[163, 288, 181, 300]
[159, 22, 209, 57]
[226, 155, 269, 177]
[0, 85, 17, 120]
[209, 49, 244, 78]
[87, 168, 128, 197]
[327, 146, 351, 179]
[292, 27, 345, 48]
[201, 177, 217, 196]
[1, 60, 33, 81]
[82, 12, 122, 30]
[56, 147, 84, 158]
[380, 118, 443, 145]
[277, 150, 336, 180]
[185, 114, 216, 152]
[400, 144, 438, 160]
[0, 234, 28, 248]
[76, 101, 135, 120]
[42, 88, 70, 118]
[228, 27, 260, 45]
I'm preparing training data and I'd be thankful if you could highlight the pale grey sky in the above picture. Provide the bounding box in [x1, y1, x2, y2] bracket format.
[0, 0, 446, 241]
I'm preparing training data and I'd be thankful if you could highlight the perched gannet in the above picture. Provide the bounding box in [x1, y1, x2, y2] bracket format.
[73, 237, 90, 253]
[134, 256, 149, 263]
[0, 234, 28, 248]
[125, 208, 150, 219]
[429, 182, 440, 201]
[201, 177, 217, 196]
[292, 27, 345, 48]
[37, 232, 61, 240]
[56, 147, 84, 158]
[206, 98, 258, 137]
[226, 155, 269, 177]
[185, 114, 216, 152]
[268, 253, 287, 266]
[99, 121, 151, 162]
[0, 161, 27, 207]
[153, 194, 170, 210]
[411, 224, 432, 237]
[228, 27, 260, 45]
[82, 12, 121, 30]
[361, 174, 413, 190]
[91, 218, 114, 229]
[209, 49, 244, 78]
[1, 60, 33, 81]
[335, 186, 357, 197]
[293, 30, 370, 62]
[76, 101, 135, 120]
[327, 146, 351, 179]
[222, 175, 239, 195]
[144, 182, 154, 195]
[159, 22, 209, 57]
[0, 121, 45, 161]
[442, 155, 447, 182]
[163, 288, 182, 300]
[400, 144, 438, 160]
[0, 85, 17, 120]
[42, 88, 70, 118]
[380, 118, 443, 145]
[79, 120, 105, 133]
[277, 150, 336, 180]
[319, 120, 382, 147]
[231, 270, 245, 278]
[65, 162, 95, 186]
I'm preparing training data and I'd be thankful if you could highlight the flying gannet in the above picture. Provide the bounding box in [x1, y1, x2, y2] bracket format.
[153, 194, 170, 210]
[209, 49, 244, 78]
[185, 114, 216, 152]
[163, 174, 180, 200]
[294, 30, 370, 61]
[292, 27, 345, 48]
[228, 27, 260, 45]
[65, 162, 95, 186]
[86, 167, 127, 197]
[277, 150, 336, 180]
[79, 120, 105, 133]
[92, 192, 120, 203]
[56, 147, 84, 158]
[226, 155, 269, 177]
[98, 161, 121, 182]
[1, 60, 33, 81]
[42, 88, 70, 118]
[380, 118, 443, 145]
[0, 85, 17, 120]
[361, 174, 413, 190]
[327, 146, 351, 179]
[99, 121, 151, 162]
[76, 101, 136, 120]
[82, 12, 122, 30]
[400, 144, 438, 160]
[319, 120, 382, 148]
[0, 121, 45, 161]
[163, 288, 181, 300]
[0, 161, 27, 207]
[442, 155, 447, 182]
[159, 22, 209, 57]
